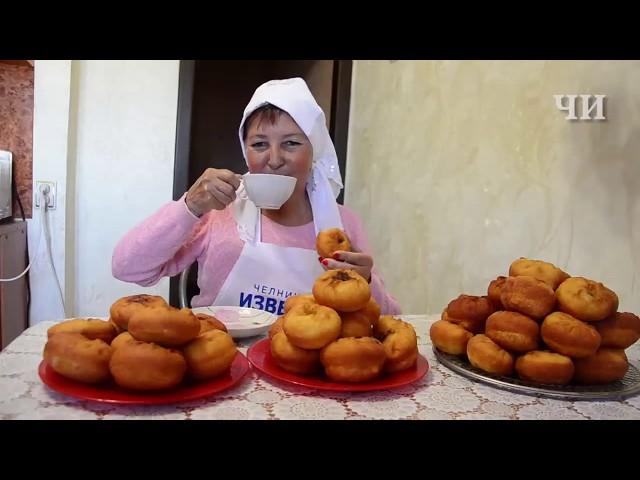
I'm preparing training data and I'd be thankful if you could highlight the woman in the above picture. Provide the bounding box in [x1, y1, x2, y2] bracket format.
[112, 78, 400, 315]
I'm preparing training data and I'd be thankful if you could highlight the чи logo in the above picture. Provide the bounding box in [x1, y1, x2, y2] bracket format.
[554, 94, 606, 120]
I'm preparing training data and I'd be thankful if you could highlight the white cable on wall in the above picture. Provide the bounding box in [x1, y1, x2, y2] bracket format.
[0, 188, 66, 316]
[0, 190, 45, 283]
[41, 191, 66, 315]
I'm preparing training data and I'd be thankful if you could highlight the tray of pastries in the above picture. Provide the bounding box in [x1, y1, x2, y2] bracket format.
[430, 257, 640, 400]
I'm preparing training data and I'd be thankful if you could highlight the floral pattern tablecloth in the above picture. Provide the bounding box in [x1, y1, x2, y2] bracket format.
[1, 315, 639, 420]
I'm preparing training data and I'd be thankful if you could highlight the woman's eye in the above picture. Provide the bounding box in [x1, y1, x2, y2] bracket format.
[284, 141, 301, 147]
[251, 142, 267, 148]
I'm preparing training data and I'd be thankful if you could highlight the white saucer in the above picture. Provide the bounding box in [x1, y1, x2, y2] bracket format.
[191, 306, 277, 339]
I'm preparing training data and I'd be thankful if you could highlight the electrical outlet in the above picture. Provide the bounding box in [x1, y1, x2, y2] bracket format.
[35, 181, 57, 209]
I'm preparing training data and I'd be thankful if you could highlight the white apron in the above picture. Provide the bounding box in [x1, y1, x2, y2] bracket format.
[213, 209, 342, 316]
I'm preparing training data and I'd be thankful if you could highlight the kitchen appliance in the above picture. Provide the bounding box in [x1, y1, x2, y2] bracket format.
[0, 150, 12, 221]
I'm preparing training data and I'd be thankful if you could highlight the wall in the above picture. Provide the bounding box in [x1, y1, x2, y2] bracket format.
[71, 60, 180, 318]
[0, 62, 34, 217]
[29, 60, 71, 324]
[29, 60, 180, 324]
[346, 60, 640, 315]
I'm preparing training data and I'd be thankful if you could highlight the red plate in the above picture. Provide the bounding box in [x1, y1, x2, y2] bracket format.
[38, 352, 251, 405]
[247, 338, 429, 392]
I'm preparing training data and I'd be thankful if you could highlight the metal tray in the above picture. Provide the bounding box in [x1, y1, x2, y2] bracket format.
[433, 347, 640, 401]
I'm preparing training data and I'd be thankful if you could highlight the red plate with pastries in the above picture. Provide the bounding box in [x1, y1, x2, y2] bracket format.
[38, 352, 251, 405]
[247, 338, 429, 392]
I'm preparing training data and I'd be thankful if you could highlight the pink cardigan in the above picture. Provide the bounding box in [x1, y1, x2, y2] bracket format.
[112, 197, 401, 314]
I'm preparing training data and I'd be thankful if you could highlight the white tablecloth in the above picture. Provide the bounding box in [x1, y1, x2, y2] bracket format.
[1, 315, 639, 419]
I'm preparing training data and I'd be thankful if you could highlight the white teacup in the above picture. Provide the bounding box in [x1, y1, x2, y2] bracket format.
[242, 173, 296, 209]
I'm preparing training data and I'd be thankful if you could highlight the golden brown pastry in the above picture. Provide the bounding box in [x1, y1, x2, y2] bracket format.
[445, 295, 496, 334]
[110, 332, 135, 350]
[283, 303, 342, 349]
[466, 334, 514, 376]
[573, 348, 628, 384]
[110, 319, 124, 335]
[284, 294, 317, 314]
[508, 257, 570, 290]
[109, 340, 186, 391]
[320, 337, 386, 383]
[515, 351, 575, 385]
[595, 312, 640, 349]
[540, 312, 601, 358]
[373, 315, 405, 339]
[316, 228, 352, 258]
[128, 305, 200, 347]
[357, 297, 381, 328]
[372, 315, 419, 372]
[182, 330, 237, 380]
[47, 318, 117, 344]
[555, 277, 619, 322]
[43, 332, 112, 384]
[485, 311, 539, 353]
[487, 276, 507, 309]
[500, 276, 556, 319]
[109, 294, 168, 331]
[336, 297, 381, 338]
[313, 269, 371, 312]
[430, 320, 473, 355]
[339, 310, 373, 338]
[268, 316, 285, 339]
[196, 313, 228, 334]
[270, 331, 321, 375]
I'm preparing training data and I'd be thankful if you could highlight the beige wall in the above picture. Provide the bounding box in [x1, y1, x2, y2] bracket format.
[72, 60, 179, 319]
[346, 60, 640, 315]
[29, 60, 72, 324]
[298, 60, 333, 125]
[30, 60, 180, 325]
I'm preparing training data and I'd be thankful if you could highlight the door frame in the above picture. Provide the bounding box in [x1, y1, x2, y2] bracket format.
[169, 60, 353, 306]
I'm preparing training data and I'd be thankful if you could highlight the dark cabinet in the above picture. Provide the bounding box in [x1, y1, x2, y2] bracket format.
[0, 221, 28, 349]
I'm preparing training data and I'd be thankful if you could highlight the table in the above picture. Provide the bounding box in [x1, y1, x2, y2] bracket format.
[1, 315, 639, 420]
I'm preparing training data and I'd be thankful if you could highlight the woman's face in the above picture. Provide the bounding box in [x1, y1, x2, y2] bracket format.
[244, 111, 313, 193]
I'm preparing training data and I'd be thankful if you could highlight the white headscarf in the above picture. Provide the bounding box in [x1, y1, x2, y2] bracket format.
[232, 78, 344, 244]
